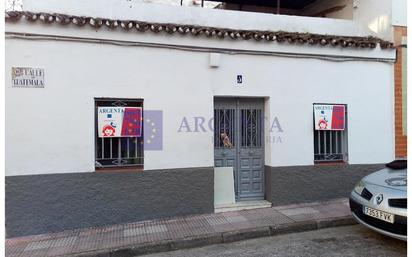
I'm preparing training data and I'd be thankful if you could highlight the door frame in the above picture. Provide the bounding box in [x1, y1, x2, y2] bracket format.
[213, 96, 265, 201]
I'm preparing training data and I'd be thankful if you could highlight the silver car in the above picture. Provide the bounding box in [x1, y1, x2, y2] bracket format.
[350, 160, 407, 241]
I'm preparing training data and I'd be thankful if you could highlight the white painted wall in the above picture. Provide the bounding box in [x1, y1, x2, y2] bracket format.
[301, 0, 406, 40]
[5, 2, 396, 175]
[353, 0, 394, 40]
[392, 0, 407, 27]
[211, 53, 394, 166]
[5, 38, 215, 175]
[5, 34, 220, 175]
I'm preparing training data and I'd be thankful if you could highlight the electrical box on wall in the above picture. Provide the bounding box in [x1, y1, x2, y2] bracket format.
[209, 53, 220, 68]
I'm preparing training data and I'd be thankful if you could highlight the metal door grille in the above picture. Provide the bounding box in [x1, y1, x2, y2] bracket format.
[241, 109, 262, 147]
[214, 109, 236, 148]
[95, 99, 144, 168]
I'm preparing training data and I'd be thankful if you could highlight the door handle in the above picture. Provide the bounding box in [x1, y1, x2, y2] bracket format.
[249, 150, 254, 155]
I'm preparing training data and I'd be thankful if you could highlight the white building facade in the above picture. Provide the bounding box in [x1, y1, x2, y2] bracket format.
[5, 0, 398, 237]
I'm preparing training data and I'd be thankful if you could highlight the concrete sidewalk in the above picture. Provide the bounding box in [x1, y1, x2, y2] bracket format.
[6, 198, 355, 257]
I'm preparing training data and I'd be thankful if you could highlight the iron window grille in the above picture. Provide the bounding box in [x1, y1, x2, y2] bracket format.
[313, 104, 348, 162]
[95, 98, 144, 169]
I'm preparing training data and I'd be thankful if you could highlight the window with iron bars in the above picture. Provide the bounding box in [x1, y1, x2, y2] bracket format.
[95, 98, 144, 169]
[313, 104, 347, 162]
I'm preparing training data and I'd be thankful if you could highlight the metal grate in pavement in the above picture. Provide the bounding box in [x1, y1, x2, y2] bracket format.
[205, 215, 229, 226]
[225, 215, 248, 223]
[279, 207, 320, 216]
[123, 225, 146, 237]
[25, 240, 54, 251]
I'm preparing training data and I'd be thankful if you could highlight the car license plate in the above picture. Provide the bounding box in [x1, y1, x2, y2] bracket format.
[363, 206, 394, 223]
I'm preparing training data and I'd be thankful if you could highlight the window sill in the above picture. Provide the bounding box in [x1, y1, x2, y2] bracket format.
[314, 160, 347, 166]
[95, 167, 144, 173]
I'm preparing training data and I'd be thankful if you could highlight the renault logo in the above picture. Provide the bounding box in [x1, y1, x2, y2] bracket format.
[376, 194, 384, 205]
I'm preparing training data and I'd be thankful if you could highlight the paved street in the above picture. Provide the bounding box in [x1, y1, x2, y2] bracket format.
[142, 225, 406, 257]
[6, 198, 357, 257]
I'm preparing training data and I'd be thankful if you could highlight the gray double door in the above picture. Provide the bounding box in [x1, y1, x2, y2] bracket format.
[214, 98, 265, 201]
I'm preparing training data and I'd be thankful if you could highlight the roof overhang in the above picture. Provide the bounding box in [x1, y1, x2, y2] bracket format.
[206, 0, 317, 9]
[5, 11, 394, 51]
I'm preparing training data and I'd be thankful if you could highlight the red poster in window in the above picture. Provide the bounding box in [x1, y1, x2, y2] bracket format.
[331, 105, 345, 130]
[121, 107, 142, 137]
[98, 107, 142, 137]
[314, 104, 345, 130]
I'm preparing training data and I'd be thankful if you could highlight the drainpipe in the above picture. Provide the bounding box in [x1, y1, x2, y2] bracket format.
[277, 0, 280, 14]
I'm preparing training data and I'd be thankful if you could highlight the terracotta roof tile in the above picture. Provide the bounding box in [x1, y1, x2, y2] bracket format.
[5, 11, 394, 49]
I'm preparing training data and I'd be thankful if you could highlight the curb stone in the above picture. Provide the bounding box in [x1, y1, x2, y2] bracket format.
[222, 227, 271, 243]
[269, 220, 318, 236]
[170, 233, 223, 250]
[116, 241, 172, 257]
[316, 216, 356, 229]
[71, 216, 356, 257]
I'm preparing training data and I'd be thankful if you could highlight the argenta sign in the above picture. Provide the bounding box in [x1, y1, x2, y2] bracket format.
[313, 104, 345, 130]
[98, 107, 142, 137]
[12, 67, 45, 88]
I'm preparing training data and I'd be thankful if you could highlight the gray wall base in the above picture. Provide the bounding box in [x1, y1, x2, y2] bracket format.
[6, 167, 214, 238]
[266, 164, 384, 206]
